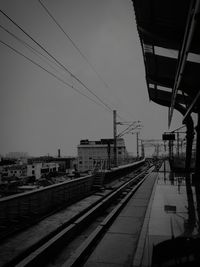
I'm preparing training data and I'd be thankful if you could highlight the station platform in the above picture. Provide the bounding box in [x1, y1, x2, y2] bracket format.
[84, 169, 158, 267]
[84, 160, 199, 267]
[0, 191, 110, 267]
[140, 161, 199, 267]
[0, 176, 130, 267]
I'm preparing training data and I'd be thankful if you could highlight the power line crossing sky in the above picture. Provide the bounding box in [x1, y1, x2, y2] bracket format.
[0, 0, 182, 156]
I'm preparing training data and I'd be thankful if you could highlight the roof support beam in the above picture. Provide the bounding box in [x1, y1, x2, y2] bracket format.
[183, 89, 200, 123]
[168, 0, 200, 127]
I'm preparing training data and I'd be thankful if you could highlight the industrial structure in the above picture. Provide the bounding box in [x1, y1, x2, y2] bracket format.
[132, 0, 200, 178]
[77, 138, 128, 172]
[131, 0, 200, 265]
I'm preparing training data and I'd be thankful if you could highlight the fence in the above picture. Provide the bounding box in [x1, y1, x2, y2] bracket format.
[0, 159, 146, 238]
[0, 175, 93, 236]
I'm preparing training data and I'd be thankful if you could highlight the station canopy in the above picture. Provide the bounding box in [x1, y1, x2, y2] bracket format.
[132, 0, 200, 126]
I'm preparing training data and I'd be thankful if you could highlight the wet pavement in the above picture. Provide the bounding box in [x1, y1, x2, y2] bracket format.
[84, 172, 158, 267]
[140, 160, 199, 267]
[84, 160, 200, 267]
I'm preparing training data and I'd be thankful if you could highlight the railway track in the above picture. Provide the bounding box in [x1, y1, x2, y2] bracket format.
[12, 163, 156, 267]
[0, 160, 146, 242]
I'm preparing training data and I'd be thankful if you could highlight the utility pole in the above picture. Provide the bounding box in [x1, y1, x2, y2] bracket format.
[113, 110, 117, 167]
[136, 132, 139, 158]
[141, 140, 145, 158]
[177, 132, 180, 157]
[169, 140, 172, 160]
[107, 141, 111, 170]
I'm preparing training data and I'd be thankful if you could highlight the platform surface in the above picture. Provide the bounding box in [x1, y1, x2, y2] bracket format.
[84, 172, 158, 267]
[0, 192, 108, 267]
[84, 160, 199, 267]
[140, 160, 199, 267]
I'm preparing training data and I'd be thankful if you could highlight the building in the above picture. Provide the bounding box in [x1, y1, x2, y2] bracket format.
[6, 152, 29, 159]
[2, 164, 27, 178]
[0, 159, 16, 174]
[51, 157, 77, 173]
[77, 138, 128, 172]
[28, 156, 76, 174]
[27, 162, 59, 179]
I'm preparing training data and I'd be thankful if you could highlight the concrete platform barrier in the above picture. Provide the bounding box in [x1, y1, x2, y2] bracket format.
[0, 159, 146, 237]
[0, 175, 94, 235]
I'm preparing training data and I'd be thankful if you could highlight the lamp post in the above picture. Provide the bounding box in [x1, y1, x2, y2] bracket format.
[136, 132, 139, 158]
[131, 131, 141, 159]
[113, 112, 142, 166]
[119, 126, 142, 161]
[141, 139, 145, 158]
[113, 110, 117, 167]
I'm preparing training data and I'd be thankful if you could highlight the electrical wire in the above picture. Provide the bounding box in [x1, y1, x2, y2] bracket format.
[0, 8, 113, 113]
[117, 121, 141, 137]
[0, 39, 111, 111]
[0, 24, 66, 75]
[38, 0, 111, 89]
[37, 0, 129, 121]
[0, 24, 127, 122]
[0, 25, 128, 124]
[0, 8, 134, 123]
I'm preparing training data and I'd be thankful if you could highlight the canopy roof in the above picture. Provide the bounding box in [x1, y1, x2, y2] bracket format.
[132, 0, 200, 125]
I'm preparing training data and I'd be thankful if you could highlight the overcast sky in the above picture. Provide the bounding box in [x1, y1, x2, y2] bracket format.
[0, 0, 184, 157]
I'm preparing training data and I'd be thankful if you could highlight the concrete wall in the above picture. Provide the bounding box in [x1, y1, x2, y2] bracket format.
[0, 159, 145, 235]
[0, 175, 94, 233]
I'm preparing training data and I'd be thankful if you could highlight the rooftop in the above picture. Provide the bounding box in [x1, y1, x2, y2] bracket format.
[132, 0, 200, 125]
[79, 138, 125, 146]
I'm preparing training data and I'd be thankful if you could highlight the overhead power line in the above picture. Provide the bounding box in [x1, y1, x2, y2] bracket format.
[38, 0, 111, 89]
[0, 8, 113, 113]
[0, 24, 127, 122]
[0, 8, 130, 122]
[0, 24, 65, 74]
[118, 121, 141, 137]
[0, 39, 111, 111]
[38, 0, 128, 120]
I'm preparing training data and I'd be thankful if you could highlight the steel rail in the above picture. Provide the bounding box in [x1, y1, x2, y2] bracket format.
[14, 165, 154, 267]
[63, 168, 155, 267]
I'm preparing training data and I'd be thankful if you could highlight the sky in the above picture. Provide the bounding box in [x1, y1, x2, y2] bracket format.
[0, 0, 184, 157]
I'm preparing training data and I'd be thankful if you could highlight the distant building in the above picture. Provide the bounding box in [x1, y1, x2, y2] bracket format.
[27, 156, 53, 164]
[0, 158, 17, 166]
[2, 164, 27, 178]
[28, 156, 76, 173]
[77, 138, 128, 172]
[6, 152, 29, 159]
[27, 162, 59, 179]
[54, 157, 77, 173]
